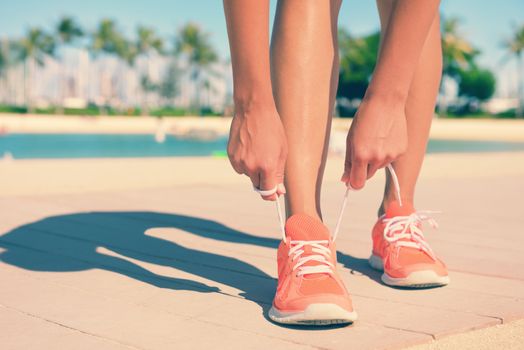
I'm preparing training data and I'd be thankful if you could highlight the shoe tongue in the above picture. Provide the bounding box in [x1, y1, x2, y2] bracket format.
[285, 214, 331, 279]
[385, 201, 418, 246]
[285, 214, 330, 241]
[385, 201, 415, 218]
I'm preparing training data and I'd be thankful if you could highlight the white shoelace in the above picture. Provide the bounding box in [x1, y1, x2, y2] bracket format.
[382, 211, 439, 260]
[253, 164, 404, 277]
[288, 240, 334, 276]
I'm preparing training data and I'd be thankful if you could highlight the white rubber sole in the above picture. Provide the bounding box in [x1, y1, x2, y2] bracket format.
[369, 254, 450, 288]
[268, 303, 358, 326]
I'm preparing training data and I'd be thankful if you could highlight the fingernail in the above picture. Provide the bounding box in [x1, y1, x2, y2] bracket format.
[278, 183, 286, 194]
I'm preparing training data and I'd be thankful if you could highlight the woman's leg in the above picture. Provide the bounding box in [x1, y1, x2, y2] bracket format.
[376, 0, 442, 214]
[271, 0, 342, 221]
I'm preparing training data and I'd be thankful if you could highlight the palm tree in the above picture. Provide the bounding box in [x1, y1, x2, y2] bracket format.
[502, 23, 524, 117]
[159, 62, 180, 106]
[119, 40, 140, 112]
[0, 38, 8, 103]
[441, 17, 478, 79]
[135, 25, 163, 115]
[0, 38, 20, 105]
[439, 17, 478, 114]
[16, 27, 56, 112]
[57, 16, 84, 44]
[338, 29, 380, 101]
[55, 16, 84, 113]
[90, 19, 128, 113]
[91, 19, 127, 57]
[0, 40, 6, 75]
[174, 23, 218, 114]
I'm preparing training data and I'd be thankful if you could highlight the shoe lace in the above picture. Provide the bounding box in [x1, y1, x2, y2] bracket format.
[288, 240, 334, 276]
[383, 211, 440, 260]
[253, 164, 410, 273]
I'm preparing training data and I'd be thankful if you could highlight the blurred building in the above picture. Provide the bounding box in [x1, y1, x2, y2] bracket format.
[0, 47, 233, 113]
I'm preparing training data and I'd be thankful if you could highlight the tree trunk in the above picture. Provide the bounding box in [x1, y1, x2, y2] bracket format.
[24, 59, 34, 114]
[141, 56, 150, 116]
[194, 68, 201, 116]
[517, 53, 523, 118]
[57, 60, 65, 115]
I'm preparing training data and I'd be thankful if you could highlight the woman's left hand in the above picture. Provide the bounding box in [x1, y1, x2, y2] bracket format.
[341, 96, 408, 190]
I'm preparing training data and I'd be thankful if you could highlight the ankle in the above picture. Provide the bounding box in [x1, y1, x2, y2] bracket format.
[379, 196, 415, 217]
[286, 209, 322, 224]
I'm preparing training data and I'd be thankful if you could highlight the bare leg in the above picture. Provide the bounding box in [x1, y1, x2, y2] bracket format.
[376, 0, 442, 215]
[271, 0, 342, 221]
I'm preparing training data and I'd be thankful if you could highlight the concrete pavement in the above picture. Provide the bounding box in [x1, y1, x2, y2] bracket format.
[0, 151, 523, 349]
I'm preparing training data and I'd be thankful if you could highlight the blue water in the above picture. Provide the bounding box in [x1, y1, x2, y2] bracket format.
[0, 133, 523, 159]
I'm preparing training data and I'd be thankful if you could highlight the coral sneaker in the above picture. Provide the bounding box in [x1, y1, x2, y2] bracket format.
[369, 201, 449, 288]
[269, 213, 357, 325]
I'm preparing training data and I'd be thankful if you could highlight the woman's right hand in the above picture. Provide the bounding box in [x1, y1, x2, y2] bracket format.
[227, 100, 288, 201]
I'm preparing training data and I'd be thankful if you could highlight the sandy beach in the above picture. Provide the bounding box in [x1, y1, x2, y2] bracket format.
[1, 114, 524, 142]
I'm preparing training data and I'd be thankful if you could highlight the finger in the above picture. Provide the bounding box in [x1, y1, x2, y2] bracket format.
[376, 156, 394, 174]
[230, 160, 243, 175]
[251, 172, 277, 200]
[277, 183, 286, 196]
[259, 169, 278, 201]
[349, 159, 368, 190]
[249, 171, 260, 190]
[341, 144, 352, 184]
[275, 159, 286, 196]
[226, 149, 243, 174]
[367, 162, 381, 180]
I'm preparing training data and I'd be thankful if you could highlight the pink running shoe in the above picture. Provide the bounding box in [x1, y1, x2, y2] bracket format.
[369, 201, 449, 288]
[269, 214, 357, 325]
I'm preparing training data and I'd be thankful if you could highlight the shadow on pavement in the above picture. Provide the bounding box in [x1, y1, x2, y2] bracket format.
[0, 211, 381, 321]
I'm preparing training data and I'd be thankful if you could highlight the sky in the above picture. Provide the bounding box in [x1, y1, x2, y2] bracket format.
[0, 0, 523, 96]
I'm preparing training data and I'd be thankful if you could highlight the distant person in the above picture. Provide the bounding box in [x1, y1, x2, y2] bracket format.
[223, 0, 448, 326]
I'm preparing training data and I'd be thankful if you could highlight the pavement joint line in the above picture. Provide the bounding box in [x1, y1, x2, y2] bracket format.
[4, 246, 506, 349]
[4, 222, 524, 300]
[1, 249, 519, 349]
[446, 268, 524, 282]
[0, 268, 498, 350]
[428, 239, 524, 254]
[375, 323, 437, 341]
[187, 316, 335, 350]
[0, 239, 223, 294]
[23, 192, 523, 251]
[2, 257, 516, 337]
[0, 258, 272, 324]
[0, 303, 144, 350]
[2, 261, 484, 350]
[4, 228, 523, 317]
[65, 212, 280, 250]
[2, 200, 521, 348]
[477, 315, 504, 324]
[13, 226, 277, 281]
[0, 239, 275, 308]
[61, 215, 279, 261]
[3, 241, 515, 343]
[11, 225, 522, 312]
[13, 207, 524, 288]
[339, 270, 524, 301]
[350, 293, 518, 323]
[442, 287, 524, 301]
